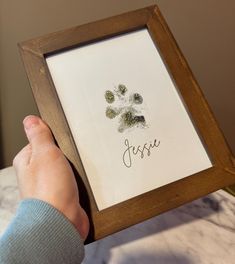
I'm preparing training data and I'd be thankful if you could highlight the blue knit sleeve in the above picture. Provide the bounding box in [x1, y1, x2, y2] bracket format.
[0, 199, 85, 264]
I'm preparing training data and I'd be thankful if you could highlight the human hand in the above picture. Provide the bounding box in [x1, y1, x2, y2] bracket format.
[13, 115, 89, 240]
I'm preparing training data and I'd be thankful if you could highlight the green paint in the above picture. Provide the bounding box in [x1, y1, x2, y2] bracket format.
[104, 84, 147, 132]
[105, 90, 115, 103]
[106, 106, 117, 119]
[118, 108, 146, 132]
[118, 84, 127, 95]
[121, 110, 135, 126]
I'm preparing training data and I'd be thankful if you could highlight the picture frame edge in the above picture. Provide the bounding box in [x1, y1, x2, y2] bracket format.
[18, 5, 235, 243]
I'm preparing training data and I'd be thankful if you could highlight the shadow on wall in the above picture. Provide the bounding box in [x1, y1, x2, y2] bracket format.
[0, 54, 4, 169]
[0, 97, 3, 169]
[0, 117, 3, 169]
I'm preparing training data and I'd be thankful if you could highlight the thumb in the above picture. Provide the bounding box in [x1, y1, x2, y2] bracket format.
[23, 115, 55, 152]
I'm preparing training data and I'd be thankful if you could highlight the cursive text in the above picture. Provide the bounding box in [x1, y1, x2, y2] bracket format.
[122, 138, 160, 168]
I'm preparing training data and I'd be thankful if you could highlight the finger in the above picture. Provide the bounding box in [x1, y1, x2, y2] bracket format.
[23, 115, 55, 152]
[13, 144, 32, 172]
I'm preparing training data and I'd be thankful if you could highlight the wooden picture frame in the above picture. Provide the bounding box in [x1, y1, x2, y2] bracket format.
[19, 5, 235, 243]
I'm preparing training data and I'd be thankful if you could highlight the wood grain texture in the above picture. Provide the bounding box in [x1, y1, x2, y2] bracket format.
[18, 5, 235, 242]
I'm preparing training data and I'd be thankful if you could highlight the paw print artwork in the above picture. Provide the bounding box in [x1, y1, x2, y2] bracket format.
[104, 84, 148, 133]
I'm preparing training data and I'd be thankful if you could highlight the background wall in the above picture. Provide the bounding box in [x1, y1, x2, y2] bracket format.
[0, 0, 235, 169]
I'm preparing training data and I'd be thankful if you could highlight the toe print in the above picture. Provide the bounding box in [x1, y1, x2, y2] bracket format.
[105, 90, 115, 104]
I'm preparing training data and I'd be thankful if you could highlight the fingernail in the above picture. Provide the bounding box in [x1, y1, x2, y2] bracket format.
[23, 115, 40, 130]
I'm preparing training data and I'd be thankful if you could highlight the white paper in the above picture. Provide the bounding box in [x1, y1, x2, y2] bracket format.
[46, 28, 212, 210]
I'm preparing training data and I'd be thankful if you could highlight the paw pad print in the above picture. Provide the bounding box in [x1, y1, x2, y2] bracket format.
[104, 84, 147, 132]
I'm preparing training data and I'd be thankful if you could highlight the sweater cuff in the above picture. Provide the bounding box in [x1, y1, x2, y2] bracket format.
[0, 199, 84, 264]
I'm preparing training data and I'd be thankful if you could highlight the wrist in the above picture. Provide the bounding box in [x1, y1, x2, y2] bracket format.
[63, 204, 90, 240]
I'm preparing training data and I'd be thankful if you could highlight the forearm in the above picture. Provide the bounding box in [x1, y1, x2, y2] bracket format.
[0, 199, 84, 264]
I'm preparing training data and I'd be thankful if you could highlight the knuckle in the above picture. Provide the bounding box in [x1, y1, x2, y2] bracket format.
[35, 145, 63, 160]
[48, 146, 63, 159]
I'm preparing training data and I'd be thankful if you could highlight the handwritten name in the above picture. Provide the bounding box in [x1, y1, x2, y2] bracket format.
[122, 138, 160, 168]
